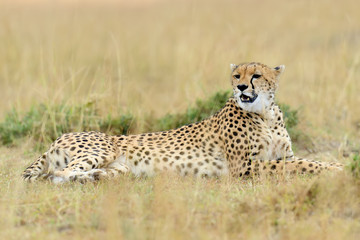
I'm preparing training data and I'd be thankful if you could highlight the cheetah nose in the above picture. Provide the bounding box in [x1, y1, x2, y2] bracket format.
[237, 84, 248, 91]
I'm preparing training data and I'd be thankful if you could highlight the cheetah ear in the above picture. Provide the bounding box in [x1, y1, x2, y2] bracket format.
[230, 64, 237, 71]
[274, 65, 285, 79]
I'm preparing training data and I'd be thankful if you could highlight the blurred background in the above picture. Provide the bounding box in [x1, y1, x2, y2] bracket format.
[0, 0, 359, 142]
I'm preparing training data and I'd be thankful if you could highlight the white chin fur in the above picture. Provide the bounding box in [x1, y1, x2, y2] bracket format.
[234, 92, 271, 115]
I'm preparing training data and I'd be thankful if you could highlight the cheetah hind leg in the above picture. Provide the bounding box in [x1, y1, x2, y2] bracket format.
[90, 161, 131, 181]
[22, 153, 49, 182]
[51, 161, 130, 184]
[65, 162, 130, 183]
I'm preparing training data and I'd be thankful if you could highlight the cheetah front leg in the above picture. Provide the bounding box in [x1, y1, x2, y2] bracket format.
[254, 157, 343, 177]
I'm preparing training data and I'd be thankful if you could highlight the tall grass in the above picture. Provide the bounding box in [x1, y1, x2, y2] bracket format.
[0, 0, 360, 239]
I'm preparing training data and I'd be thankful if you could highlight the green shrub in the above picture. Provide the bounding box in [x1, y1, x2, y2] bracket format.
[0, 108, 35, 146]
[0, 91, 300, 147]
[349, 154, 360, 178]
[277, 103, 298, 131]
[0, 103, 134, 146]
[152, 91, 231, 131]
[277, 103, 301, 142]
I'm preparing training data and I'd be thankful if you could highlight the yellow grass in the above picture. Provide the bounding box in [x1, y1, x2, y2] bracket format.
[0, 0, 360, 239]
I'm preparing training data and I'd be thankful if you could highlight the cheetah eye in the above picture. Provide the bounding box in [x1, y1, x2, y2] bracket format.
[252, 74, 262, 79]
[233, 74, 240, 79]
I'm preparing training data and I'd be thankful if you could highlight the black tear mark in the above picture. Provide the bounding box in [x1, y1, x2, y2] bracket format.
[250, 77, 255, 90]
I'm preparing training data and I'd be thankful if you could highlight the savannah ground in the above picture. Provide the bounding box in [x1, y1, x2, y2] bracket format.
[0, 0, 360, 239]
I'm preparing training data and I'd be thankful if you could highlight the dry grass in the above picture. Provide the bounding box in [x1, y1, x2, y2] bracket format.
[1, 146, 360, 239]
[0, 0, 360, 239]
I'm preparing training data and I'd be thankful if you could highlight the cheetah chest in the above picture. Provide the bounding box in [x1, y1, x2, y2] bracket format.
[238, 117, 292, 161]
[255, 124, 293, 161]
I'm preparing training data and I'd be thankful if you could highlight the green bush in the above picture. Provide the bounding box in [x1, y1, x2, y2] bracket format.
[0, 103, 134, 146]
[0, 91, 300, 147]
[277, 103, 298, 131]
[349, 154, 360, 178]
[277, 103, 301, 142]
[152, 91, 231, 131]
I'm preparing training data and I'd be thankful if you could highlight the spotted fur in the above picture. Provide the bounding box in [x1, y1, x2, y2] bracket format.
[22, 62, 343, 183]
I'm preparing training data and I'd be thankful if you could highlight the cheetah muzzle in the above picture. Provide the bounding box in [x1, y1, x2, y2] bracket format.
[240, 92, 258, 103]
[22, 62, 344, 183]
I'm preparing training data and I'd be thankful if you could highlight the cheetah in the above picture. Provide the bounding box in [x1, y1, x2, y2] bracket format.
[22, 62, 343, 183]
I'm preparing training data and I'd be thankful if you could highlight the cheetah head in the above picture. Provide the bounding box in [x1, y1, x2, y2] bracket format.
[230, 62, 285, 114]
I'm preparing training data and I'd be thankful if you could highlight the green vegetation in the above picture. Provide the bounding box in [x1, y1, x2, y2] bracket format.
[0, 90, 300, 148]
[349, 154, 360, 178]
[151, 91, 231, 131]
[0, 103, 134, 146]
[277, 103, 306, 148]
[278, 103, 299, 133]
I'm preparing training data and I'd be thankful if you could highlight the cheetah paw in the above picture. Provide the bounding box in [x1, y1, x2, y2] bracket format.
[87, 169, 107, 180]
